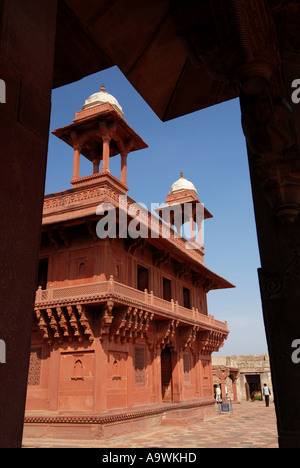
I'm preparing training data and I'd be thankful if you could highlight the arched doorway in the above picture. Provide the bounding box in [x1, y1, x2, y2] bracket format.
[161, 345, 173, 402]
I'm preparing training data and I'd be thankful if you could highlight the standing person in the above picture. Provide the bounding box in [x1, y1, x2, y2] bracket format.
[263, 383, 271, 407]
[216, 385, 221, 403]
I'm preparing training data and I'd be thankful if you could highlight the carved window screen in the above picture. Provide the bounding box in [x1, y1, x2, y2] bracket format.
[28, 347, 42, 386]
[134, 346, 146, 387]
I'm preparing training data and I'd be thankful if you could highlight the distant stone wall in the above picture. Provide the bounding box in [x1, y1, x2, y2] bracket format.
[212, 354, 273, 402]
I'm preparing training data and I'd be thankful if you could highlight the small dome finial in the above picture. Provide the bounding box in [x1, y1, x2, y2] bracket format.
[169, 173, 198, 195]
[101, 83, 106, 93]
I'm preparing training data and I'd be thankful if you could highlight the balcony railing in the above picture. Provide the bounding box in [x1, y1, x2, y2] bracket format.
[35, 276, 228, 333]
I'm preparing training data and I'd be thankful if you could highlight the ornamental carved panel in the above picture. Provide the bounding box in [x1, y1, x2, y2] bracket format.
[28, 347, 42, 386]
[134, 346, 146, 387]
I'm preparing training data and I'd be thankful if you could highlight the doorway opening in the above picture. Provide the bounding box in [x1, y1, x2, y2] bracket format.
[163, 277, 172, 302]
[137, 265, 149, 292]
[245, 374, 262, 401]
[161, 345, 173, 402]
[37, 258, 49, 290]
[183, 287, 191, 309]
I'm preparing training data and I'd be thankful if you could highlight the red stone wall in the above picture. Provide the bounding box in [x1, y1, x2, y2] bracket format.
[38, 234, 208, 315]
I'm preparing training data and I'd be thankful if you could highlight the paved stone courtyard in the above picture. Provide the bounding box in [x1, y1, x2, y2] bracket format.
[23, 401, 278, 449]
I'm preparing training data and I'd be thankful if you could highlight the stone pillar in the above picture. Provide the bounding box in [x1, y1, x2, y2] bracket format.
[70, 131, 81, 180]
[171, 348, 181, 403]
[240, 72, 300, 447]
[47, 344, 60, 411]
[151, 347, 162, 404]
[220, 378, 227, 400]
[196, 204, 204, 249]
[72, 147, 81, 179]
[121, 152, 128, 185]
[0, 0, 58, 447]
[248, 153, 300, 447]
[102, 136, 111, 173]
[93, 158, 100, 175]
[231, 376, 239, 403]
[94, 336, 106, 412]
[190, 213, 196, 242]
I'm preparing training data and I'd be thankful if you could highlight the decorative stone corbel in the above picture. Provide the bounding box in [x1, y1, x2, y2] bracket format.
[156, 319, 179, 350]
[179, 325, 200, 352]
[99, 299, 114, 342]
[198, 330, 227, 355]
[152, 250, 170, 268]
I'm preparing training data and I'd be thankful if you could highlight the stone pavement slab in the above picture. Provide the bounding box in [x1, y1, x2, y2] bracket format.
[23, 401, 279, 449]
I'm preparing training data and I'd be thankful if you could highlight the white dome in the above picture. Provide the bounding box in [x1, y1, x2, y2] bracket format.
[82, 85, 124, 116]
[169, 173, 198, 195]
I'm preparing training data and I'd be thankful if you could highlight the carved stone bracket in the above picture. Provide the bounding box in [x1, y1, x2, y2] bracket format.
[179, 325, 200, 352]
[58, 228, 71, 247]
[192, 273, 215, 292]
[35, 304, 94, 345]
[47, 228, 71, 249]
[99, 120, 117, 141]
[87, 222, 98, 242]
[156, 319, 179, 350]
[48, 230, 60, 249]
[99, 299, 114, 342]
[152, 250, 170, 268]
[126, 237, 146, 255]
[109, 307, 154, 344]
[175, 263, 190, 280]
[100, 303, 154, 344]
[197, 330, 227, 355]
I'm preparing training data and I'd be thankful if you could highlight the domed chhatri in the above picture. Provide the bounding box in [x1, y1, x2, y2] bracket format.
[82, 84, 124, 117]
[169, 172, 198, 195]
[52, 84, 147, 190]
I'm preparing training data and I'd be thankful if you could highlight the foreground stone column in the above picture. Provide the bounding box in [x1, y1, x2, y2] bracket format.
[248, 154, 300, 448]
[0, 0, 58, 447]
[240, 78, 300, 447]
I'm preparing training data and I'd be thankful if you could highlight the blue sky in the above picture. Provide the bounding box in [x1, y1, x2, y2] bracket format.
[46, 65, 268, 356]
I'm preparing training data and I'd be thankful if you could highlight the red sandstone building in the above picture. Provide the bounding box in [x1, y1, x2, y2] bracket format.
[24, 87, 233, 442]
